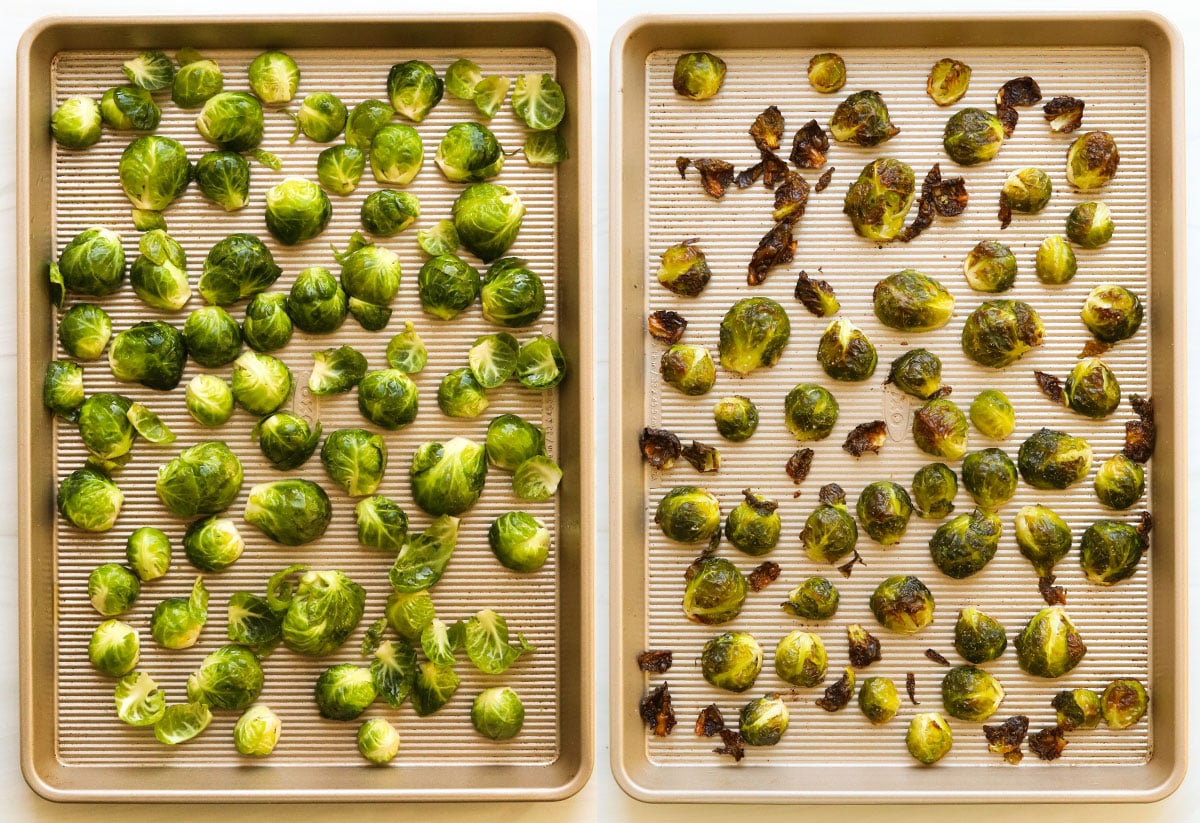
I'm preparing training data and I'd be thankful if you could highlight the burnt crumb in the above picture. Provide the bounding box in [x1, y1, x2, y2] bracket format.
[900, 163, 967, 242]
[675, 156, 690, 178]
[842, 420, 888, 457]
[906, 672, 920, 705]
[998, 196, 1013, 230]
[931, 385, 953, 399]
[695, 703, 725, 737]
[735, 162, 764, 188]
[923, 648, 950, 666]
[1038, 575, 1067, 606]
[1035, 370, 1065, 405]
[773, 171, 810, 225]
[639, 427, 681, 470]
[740, 487, 779, 515]
[713, 727, 745, 762]
[1043, 95, 1085, 133]
[996, 103, 1019, 138]
[818, 482, 846, 506]
[789, 119, 829, 169]
[684, 556, 704, 582]
[998, 76, 1043, 109]
[1124, 395, 1156, 463]
[836, 550, 864, 578]
[748, 561, 782, 592]
[815, 669, 855, 712]
[648, 309, 688, 345]
[639, 682, 677, 737]
[637, 650, 674, 674]
[900, 194, 935, 243]
[750, 105, 785, 152]
[1028, 725, 1068, 761]
[1137, 510, 1153, 544]
[681, 440, 721, 473]
[815, 166, 835, 193]
[748, 221, 795, 285]
[1080, 338, 1111, 358]
[761, 151, 789, 188]
[793, 270, 838, 317]
[984, 715, 1030, 765]
[848, 625, 882, 668]
[680, 157, 736, 198]
[785, 448, 814, 485]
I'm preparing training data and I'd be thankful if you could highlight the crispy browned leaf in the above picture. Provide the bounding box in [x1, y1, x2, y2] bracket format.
[848, 625, 882, 668]
[924, 648, 950, 666]
[900, 163, 967, 242]
[648, 309, 688, 344]
[675, 156, 690, 178]
[818, 482, 846, 506]
[637, 650, 673, 674]
[1038, 575, 1067, 606]
[682, 158, 736, 198]
[899, 196, 935, 243]
[793, 270, 838, 317]
[906, 672, 920, 705]
[1043, 96, 1085, 133]
[789, 119, 829, 168]
[1124, 395, 1156, 463]
[931, 175, 968, 216]
[1080, 338, 1110, 358]
[998, 76, 1043, 108]
[750, 105, 785, 152]
[695, 703, 725, 737]
[734, 162, 764, 188]
[713, 727, 745, 762]
[748, 561, 781, 592]
[773, 171, 810, 225]
[639, 683, 677, 737]
[837, 550, 864, 578]
[1028, 725, 1068, 761]
[1035, 370, 1065, 405]
[761, 151, 788, 188]
[639, 427, 681, 470]
[984, 715, 1029, 765]
[815, 166, 835, 193]
[786, 448, 813, 485]
[843, 420, 887, 457]
[998, 196, 1013, 230]
[748, 221, 795, 285]
[815, 669, 854, 712]
[682, 440, 720, 473]
[996, 103, 1018, 138]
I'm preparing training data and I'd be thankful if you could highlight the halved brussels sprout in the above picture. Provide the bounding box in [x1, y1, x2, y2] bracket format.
[655, 486, 720, 543]
[873, 270, 955, 332]
[388, 60, 444, 122]
[241, 292, 292, 352]
[436, 122, 504, 183]
[196, 91, 264, 152]
[295, 92, 346, 143]
[912, 463, 957, 520]
[870, 575, 934, 633]
[186, 644, 263, 711]
[1101, 679, 1147, 730]
[1054, 688, 1102, 730]
[843, 158, 915, 242]
[418, 254, 480, 320]
[59, 467, 124, 532]
[386, 321, 428, 373]
[129, 230, 191, 311]
[1001, 167, 1053, 214]
[369, 123, 424, 185]
[265, 178, 331, 246]
[114, 671, 166, 727]
[358, 369, 419, 430]
[512, 455, 562, 501]
[969, 390, 1015, 440]
[1014, 505, 1073, 578]
[929, 509, 1001, 579]
[183, 516, 245, 571]
[857, 481, 913, 546]
[1082, 284, 1143, 343]
[913, 398, 969, 460]
[486, 413, 545, 471]
[800, 486, 858, 564]
[123, 50, 174, 91]
[320, 428, 386, 497]
[961, 448, 1018, 509]
[513, 73, 566, 131]
[89, 619, 140, 677]
[817, 318, 876, 381]
[254, 412, 321, 471]
[860, 676, 901, 725]
[156, 441, 244, 517]
[718, 297, 791, 377]
[109, 321, 186, 391]
[182, 305, 241, 367]
[248, 50, 299, 105]
[410, 437, 488, 516]
[452, 183, 526, 263]
[1066, 201, 1114, 249]
[481, 258, 546, 327]
[488, 512, 550, 573]
[1094, 454, 1145, 510]
[944, 107, 1004, 166]
[149, 577, 208, 649]
[781, 577, 840, 621]
[888, 349, 942, 400]
[185, 374, 234, 427]
[1018, 428, 1092, 490]
[226, 592, 282, 653]
[287, 267, 348, 334]
[154, 703, 213, 745]
[172, 54, 223, 109]
[58, 228, 126, 298]
[1079, 519, 1148, 585]
[126, 527, 171, 581]
[88, 563, 140, 615]
[357, 717, 400, 764]
[467, 333, 520, 389]
[345, 99, 395, 151]
[516, 335, 567, 389]
[963, 240, 1017, 293]
[473, 75, 510, 119]
[808, 53, 846, 94]
[1015, 606, 1087, 678]
[353, 495, 408, 553]
[683, 556, 747, 625]
[673, 52, 726, 100]
[1035, 235, 1077, 285]
[274, 567, 365, 657]
[78, 393, 133, 460]
[702, 631, 762, 692]
[43, 361, 84, 421]
[388, 515, 460, 593]
[961, 299, 1044, 368]
[724, 490, 781, 556]
[712, 396, 758, 442]
[315, 664, 377, 720]
[199, 233, 282, 306]
[1063, 358, 1121, 419]
[119, 135, 192, 222]
[472, 688, 525, 741]
[101, 85, 162, 131]
[51, 95, 102, 149]
[1066, 131, 1120, 190]
[316, 144, 366, 197]
[659, 344, 715, 396]
[446, 58, 483, 99]
[438, 368, 489, 419]
[927, 58, 971, 106]
[234, 704, 282, 757]
[231, 351, 293, 416]
[954, 607, 1007, 664]
[830, 90, 899, 147]
[657, 239, 710, 297]
[58, 303, 112, 360]
[740, 694, 789, 746]
[308, 345, 367, 396]
[941, 665, 1005, 722]
[361, 189, 420, 237]
[524, 131, 568, 166]
[334, 232, 403, 307]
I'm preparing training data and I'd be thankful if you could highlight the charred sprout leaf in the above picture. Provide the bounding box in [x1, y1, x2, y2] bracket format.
[714, 727, 745, 762]
[1067, 131, 1120, 190]
[843, 420, 887, 457]
[984, 715, 1029, 765]
[682, 440, 721, 473]
[1044, 96, 1085, 133]
[733, 161, 763, 188]
[816, 667, 856, 712]
[907, 673, 919, 705]
[808, 53, 846, 94]
[657, 238, 711, 296]
[681, 158, 735, 198]
[696, 703, 725, 737]
[674, 52, 726, 100]
[786, 448, 814, 485]
[1081, 339, 1111, 358]
[944, 108, 1005, 166]
[962, 299, 1044, 368]
[848, 624, 882, 668]
[794, 271, 839, 317]
[830, 90, 899, 147]
[772, 171, 809, 224]
[1039, 576, 1067, 606]
[637, 650, 673, 674]
[639, 427, 681, 470]
[640, 682, 676, 736]
[844, 158, 916, 242]
[648, 310, 688, 344]
[816, 167, 834, 193]
[1028, 726, 1068, 761]
[750, 106, 784, 151]
[1124, 395, 1155, 463]
[747, 561, 780, 592]
[748, 222, 795, 286]
[900, 164, 968, 243]
[789, 119, 829, 169]
[927, 59, 971, 106]
[924, 648, 950, 666]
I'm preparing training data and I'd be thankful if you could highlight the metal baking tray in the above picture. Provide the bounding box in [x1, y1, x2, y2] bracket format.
[610, 14, 1184, 803]
[17, 14, 592, 802]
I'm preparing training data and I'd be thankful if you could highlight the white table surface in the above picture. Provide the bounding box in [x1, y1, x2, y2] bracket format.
[2, 0, 1195, 819]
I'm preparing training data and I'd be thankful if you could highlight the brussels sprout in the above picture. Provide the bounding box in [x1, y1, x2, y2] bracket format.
[350, 297, 392, 333]
[108, 321, 186, 391]
[843, 158, 916, 242]
[51, 95, 102, 149]
[472, 75, 511, 119]
[124, 527, 171, 582]
[386, 321, 428, 373]
[58, 467, 124, 532]
[127, 230, 190, 311]
[434, 122, 504, 183]
[953, 607, 1008, 665]
[184, 516, 245, 572]
[1066, 201, 1114, 249]
[186, 644, 263, 711]
[941, 665, 1005, 722]
[247, 481, 335, 548]
[912, 398, 968, 461]
[683, 557, 747, 625]
[345, 99, 395, 151]
[384, 591, 435, 646]
[963, 241, 1017, 293]
[86, 562, 140, 616]
[361, 189, 420, 237]
[435, 368, 488, 419]
[77, 393, 133, 460]
[1018, 428, 1092, 490]
[485, 414, 546, 472]
[58, 228, 126, 298]
[417, 222, 460, 259]
[154, 702, 213, 745]
[466, 687, 524, 742]
[316, 427, 385, 498]
[233, 704, 282, 757]
[961, 299, 1044, 368]
[709, 396, 758, 442]
[100, 85, 162, 131]
[334, 232, 403, 306]
[463, 608, 533, 675]
[185, 374, 234, 427]
[465, 334, 520, 391]
[150, 577, 208, 649]
[352, 717, 400, 764]
[857, 481, 914, 545]
[313, 144, 366, 197]
[119, 50, 173, 91]
[1035, 235, 1078, 285]
[912, 463, 957, 520]
[58, 303, 112, 360]
[410, 437, 487, 516]
[859, 676, 901, 725]
[658, 344, 714, 396]
[285, 267, 346, 334]
[226, 592, 283, 653]
[245, 50, 299, 105]
[776, 386, 838, 447]
[927, 58, 971, 106]
[251, 412, 319, 471]
[271, 567, 365, 657]
[718, 297, 791, 377]
[181, 306, 240, 368]
[830, 90, 899, 147]
[358, 369, 419, 430]
[1062, 358, 1121, 419]
[886, 349, 941, 400]
[799, 487, 857, 566]
[524, 131, 569, 167]
[314, 664, 377, 721]
[723, 490, 781, 556]
[512, 455, 562, 501]
[388, 60, 443, 122]
[348, 497, 408, 555]
[1067, 131, 1120, 190]
[870, 575, 934, 633]
[230, 351, 293, 417]
[739, 694, 789, 746]
[1015, 606, 1087, 678]
[114, 671, 167, 727]
[929, 509, 1001, 579]
[516, 335, 568, 389]
[293, 92, 346, 143]
[450, 184, 524, 264]
[656, 238, 710, 297]
[369, 123, 424, 185]
[481, 258, 546, 327]
[961, 448, 1018, 510]
[1001, 167, 1053, 214]
[237, 294, 290, 353]
[907, 713, 953, 764]
[701, 631, 763, 692]
[1081, 284, 1143, 343]
[488, 512, 550, 573]
[808, 52, 846, 94]
[417, 254, 480, 320]
[817, 318, 877, 382]
[673, 52, 726, 100]
[655, 486, 721, 543]
[264, 177, 332, 246]
[1094, 454, 1145, 511]
[1053, 688, 1101, 730]
[445, 58, 483, 99]
[199, 233, 282, 306]
[88, 619, 139, 677]
[172, 54, 223, 108]
[1101, 679, 1148, 730]
[389, 515, 460, 593]
[1079, 519, 1148, 585]
[156, 441, 244, 517]
[43, 361, 84, 421]
[966, 390, 1014, 441]
[196, 91, 264, 152]
[782, 577, 840, 621]
[1014, 504, 1073, 578]
[874, 277, 956, 340]
[512, 73, 566, 131]
[944, 108, 1004, 166]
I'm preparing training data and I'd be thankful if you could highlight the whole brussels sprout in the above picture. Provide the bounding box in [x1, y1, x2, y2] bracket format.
[887, 349, 942, 400]
[335, 232, 403, 306]
[1063, 358, 1121, 418]
[1067, 131, 1120, 190]
[912, 463, 957, 520]
[321, 428, 387, 496]
[513, 73, 567, 131]
[119, 136, 191, 215]
[296, 92, 346, 142]
[817, 318, 876, 381]
[445, 58, 483, 100]
[436, 122, 504, 183]
[660, 344, 715, 396]
[186, 644, 263, 711]
[718, 297, 791, 377]
[1066, 202, 1114, 249]
[418, 254, 480, 320]
[355, 495, 408, 553]
[516, 336, 567, 389]
[274, 567, 366, 657]
[1015, 606, 1087, 678]
[154, 703, 213, 745]
[234, 704, 282, 757]
[316, 144, 366, 197]
[701, 631, 762, 692]
[129, 230, 191, 310]
[961, 448, 1017, 509]
[873, 270, 955, 332]
[961, 299, 1044, 368]
[1094, 454, 1145, 510]
[355, 717, 400, 764]
[488, 511, 550, 573]
[963, 240, 1017, 293]
[58, 303, 112, 360]
[231, 351, 293, 416]
[88, 563, 140, 615]
[941, 665, 1005, 722]
[913, 398, 969, 460]
[843, 158, 916, 242]
[183, 306, 241, 367]
[929, 509, 1001, 579]
[315, 664, 377, 720]
[58, 228, 126, 297]
[100, 85, 160, 131]
[185, 374, 234, 427]
[857, 481, 913, 545]
[248, 50, 299, 105]
[471, 688, 525, 741]
[683, 556, 748, 625]
[358, 369, 419, 430]
[1081, 285, 1143, 343]
[126, 526, 171, 581]
[242, 292, 293, 352]
[1053, 689, 1102, 730]
[512, 455, 562, 501]
[739, 694, 789, 746]
[410, 437, 488, 516]
[724, 490, 781, 556]
[149, 577, 208, 649]
[870, 575, 934, 633]
[361, 189, 419, 237]
[438, 368, 489, 419]
[656, 238, 710, 297]
[1079, 519, 1148, 585]
[388, 60, 443, 122]
[654, 486, 721, 543]
[78, 393, 133, 459]
[468, 333, 520, 389]
[481, 258, 546, 327]
[369, 123, 424, 185]
[43, 361, 84, 421]
[781, 577, 840, 621]
[108, 321, 186, 391]
[969, 390, 1015, 440]
[452, 183, 525, 262]
[830, 90, 899, 147]
[1001, 167, 1053, 214]
[255, 412, 321, 471]
[673, 52, 726, 100]
[944, 107, 1004, 166]
[198, 233, 282, 306]
[1101, 679, 1148, 730]
[265, 178, 332, 246]
[1014, 504, 1073, 578]
[859, 676, 900, 725]
[59, 468, 124, 532]
[486, 414, 545, 471]
[907, 713, 953, 764]
[196, 92, 264, 152]
[51, 95, 102, 149]
[954, 607, 1007, 664]
[288, 267, 348, 334]
[1018, 428, 1092, 490]
[184, 516, 245, 571]
[808, 53, 846, 94]
[346, 100, 395, 150]
[156, 441, 244, 517]
[712, 396, 759, 442]
[800, 485, 858, 564]
[1035, 235, 1078, 285]
[387, 321, 428, 374]
[172, 54, 223, 108]
[88, 619, 140, 677]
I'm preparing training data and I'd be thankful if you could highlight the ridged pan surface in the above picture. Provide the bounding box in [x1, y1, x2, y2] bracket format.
[641, 47, 1151, 767]
[51, 47, 562, 767]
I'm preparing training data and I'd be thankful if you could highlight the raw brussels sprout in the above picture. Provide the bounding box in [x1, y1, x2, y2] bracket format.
[101, 85, 162, 131]
[114, 671, 166, 727]
[673, 52, 726, 100]
[254, 412, 321, 471]
[513, 73, 566, 131]
[265, 177, 332, 246]
[445, 58, 483, 99]
[435, 122, 504, 183]
[287, 267, 348, 334]
[388, 60, 444, 122]
[355, 717, 400, 764]
[929, 509, 1002, 579]
[718, 297, 791, 377]
[1066, 131, 1120, 190]
[418, 254, 480, 320]
[247, 50, 299, 105]
[108, 321, 186, 391]
[156, 441, 244, 517]
[912, 463, 957, 519]
[316, 144, 366, 196]
[122, 50, 174, 91]
[369, 123, 424, 185]
[516, 335, 567, 389]
[1015, 607, 1087, 678]
[315, 664, 377, 720]
[830, 90, 899, 147]
[59, 468, 124, 532]
[43, 361, 84, 421]
[887, 349, 942, 400]
[808, 52, 846, 94]
[471, 687, 525, 741]
[724, 490, 781, 556]
[913, 398, 969, 460]
[51, 95, 102, 149]
[413, 661, 461, 716]
[781, 384, 839, 444]
[1035, 235, 1078, 285]
[231, 351, 293, 416]
[240, 293, 292, 352]
[358, 368, 420, 429]
[969, 390, 1015, 440]
[1101, 679, 1148, 730]
[385, 591, 436, 645]
[58, 303, 112, 360]
[739, 694, 789, 746]
[1094, 454, 1145, 510]
[782, 577, 840, 621]
[512, 455, 562, 501]
[452, 182, 526, 263]
[185, 374, 234, 427]
[272, 567, 366, 657]
[199, 233, 282, 306]
[1053, 688, 1102, 730]
[800, 486, 858, 565]
[524, 131, 569, 166]
[295, 92, 346, 142]
[481, 258, 546, 327]
[126, 402, 174, 446]
[942, 665, 1005, 722]
[857, 481, 914, 545]
[129, 230, 191, 311]
[1079, 519, 1148, 585]
[335, 232, 403, 306]
[656, 239, 710, 297]
[438, 368, 490, 419]
[873, 270, 955, 332]
[1014, 505, 1073, 578]
[1063, 358, 1121, 418]
[1066, 201, 1114, 249]
[234, 704, 282, 757]
[488, 512, 550, 573]
[463, 608, 534, 674]
[712, 396, 758, 442]
[306, 346, 365, 397]
[78, 393, 133, 460]
[468, 333, 520, 389]
[418, 221, 459, 258]
[944, 108, 1004, 166]
[817, 318, 877, 382]
[126, 527, 171, 582]
[186, 644, 263, 711]
[1081, 284, 1143, 343]
[701, 631, 763, 692]
[470, 75, 510, 119]
[907, 713, 953, 764]
[1001, 167, 1053, 214]
[361, 189, 420, 237]
[389, 515, 461, 594]
[182, 306, 241, 368]
[351, 496, 408, 554]
[58, 228, 126, 297]
[196, 92, 264, 152]
[226, 592, 283, 653]
[961, 299, 1044, 368]
[88, 563, 140, 616]
[387, 321, 428, 373]
[870, 575, 934, 633]
[319, 427, 386, 497]
[410, 437, 488, 516]
[1018, 428, 1092, 490]
[954, 607, 1007, 664]
[345, 99, 395, 151]
[184, 516, 245, 572]
[486, 413, 545, 471]
[654, 486, 721, 543]
[683, 556, 747, 624]
[927, 58, 971, 106]
[859, 676, 901, 724]
[154, 703, 213, 745]
[961, 448, 1018, 509]
[843, 158, 916, 242]
[349, 296, 390, 333]
[150, 577, 208, 649]
[963, 240, 1017, 293]
[172, 54, 223, 108]
[659, 344, 715, 396]
[88, 619, 140, 677]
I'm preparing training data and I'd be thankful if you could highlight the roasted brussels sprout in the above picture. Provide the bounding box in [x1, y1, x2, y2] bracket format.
[88, 563, 140, 616]
[252, 412, 320, 471]
[656, 238, 710, 297]
[701, 631, 763, 692]
[182, 306, 241, 368]
[710, 395, 758, 442]
[808, 53, 846, 93]
[870, 575, 934, 633]
[1066, 131, 1120, 190]
[798, 488, 857, 566]
[108, 321, 186, 391]
[771, 631, 827, 690]
[941, 665, 1005, 722]
[927, 58, 971, 106]
[1081, 284, 1143, 343]
[859, 676, 900, 724]
[452, 182, 525, 263]
[872, 270, 955, 332]
[683, 557, 748, 625]
[655, 486, 721, 543]
[124, 527, 171, 582]
[718, 297, 791, 377]
[816, 318, 876, 382]
[316, 144, 366, 196]
[1018, 428, 1092, 490]
[183, 516, 244, 572]
[485, 414, 546, 472]
[43, 361, 84, 421]
[1001, 167, 1053, 214]
[388, 60, 443, 122]
[295, 92, 346, 143]
[119, 135, 191, 221]
[234, 704, 282, 757]
[265, 178, 332, 246]
[954, 607, 1007, 665]
[830, 90, 899, 147]
[660, 344, 715, 396]
[369, 123, 424, 185]
[186, 645, 263, 711]
[929, 509, 1001, 579]
[101, 85, 162, 131]
[128, 229, 191, 311]
[516, 335, 567, 389]
[673, 52, 726, 100]
[781, 577, 840, 621]
[114, 671, 167, 726]
[345, 99, 395, 151]
[58, 228, 126, 298]
[478, 258, 546, 327]
[739, 694, 789, 746]
[247, 50, 299, 106]
[467, 333, 519, 390]
[89, 619, 139, 677]
[844, 158, 916, 242]
[286, 267, 347, 334]
[230, 351, 293, 416]
[1053, 688, 1101, 730]
[1094, 454, 1145, 510]
[198, 233, 282, 306]
[272, 567, 365, 657]
[239, 292, 291, 353]
[156, 441, 244, 517]
[512, 73, 566, 131]
[1063, 358, 1122, 419]
[387, 321, 428, 374]
[1035, 235, 1078, 285]
[315, 664, 377, 721]
[77, 393, 133, 460]
[963, 241, 1017, 293]
[58, 303, 112, 360]
[488, 511, 550, 573]
[471, 688, 525, 741]
[357, 369, 419, 430]
[318, 428, 386, 497]
[410, 437, 488, 516]
[912, 463, 957, 520]
[438, 368, 489, 419]
[149, 577, 208, 649]
[961, 299, 1044, 368]
[1101, 679, 1147, 730]
[184, 374, 233, 428]
[961, 449, 1018, 510]
[1016, 606, 1087, 678]
[1079, 519, 1148, 585]
[907, 713, 953, 764]
[435, 122, 504, 183]
[724, 490, 781, 556]
[966, 389, 1014, 440]
[944, 108, 1004, 166]
[418, 254, 480, 320]
[887, 349, 941, 400]
[512, 455, 562, 501]
[196, 92, 264, 152]
[912, 398, 969, 460]
[1014, 504, 1073, 578]
[172, 54, 223, 109]
[154, 703, 213, 745]
[857, 481, 914, 545]
[51, 95, 103, 149]
[1066, 201, 1114, 249]
[361, 189, 420, 237]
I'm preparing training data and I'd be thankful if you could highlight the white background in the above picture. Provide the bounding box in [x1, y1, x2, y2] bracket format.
[1, 0, 1195, 820]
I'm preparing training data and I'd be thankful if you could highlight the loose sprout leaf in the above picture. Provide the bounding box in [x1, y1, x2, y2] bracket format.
[512, 73, 566, 131]
[842, 420, 887, 457]
[747, 561, 781, 592]
[772, 171, 810, 225]
[524, 130, 569, 167]
[123, 51, 175, 91]
[906, 672, 920, 705]
[1038, 575, 1067, 606]
[749, 105, 785, 152]
[420, 618, 463, 666]
[464, 608, 534, 675]
[997, 76, 1043, 108]
[371, 638, 417, 708]
[734, 161, 764, 188]
[647, 310, 687, 344]
[747, 221, 795, 285]
[760, 152, 788, 187]
[984, 715, 1029, 765]
[114, 671, 167, 726]
[836, 549, 864, 579]
[713, 727, 745, 761]
[1124, 395, 1156, 463]
[154, 702, 212, 745]
[815, 668, 855, 711]
[361, 618, 388, 656]
[848, 624, 883, 668]
[789, 119, 829, 168]
[1080, 338, 1111, 359]
[265, 564, 306, 612]
[388, 515, 459, 593]
[639, 427, 681, 470]
[1034, 370, 1065, 406]
[386, 321, 428, 374]
[785, 448, 814, 485]
[48, 262, 66, 310]
[681, 440, 720, 473]
[924, 648, 951, 666]
[996, 103, 1019, 138]
[682, 158, 736, 198]
[251, 149, 281, 170]
[637, 650, 674, 673]
[472, 76, 510, 119]
[1043, 96, 1085, 133]
[793, 271, 839, 317]
[226, 592, 283, 652]
[639, 682, 676, 737]
[468, 333, 520, 389]
[1028, 725, 1068, 761]
[412, 660, 460, 716]
[931, 175, 969, 217]
[695, 703, 725, 737]
[126, 403, 175, 445]
[417, 220, 459, 257]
